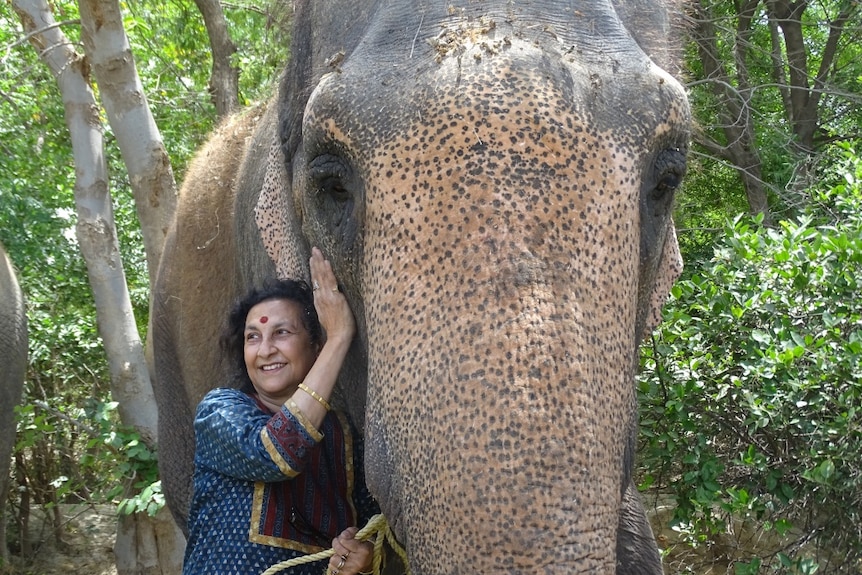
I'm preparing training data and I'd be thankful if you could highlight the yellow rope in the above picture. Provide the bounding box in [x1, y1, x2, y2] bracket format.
[260, 514, 410, 575]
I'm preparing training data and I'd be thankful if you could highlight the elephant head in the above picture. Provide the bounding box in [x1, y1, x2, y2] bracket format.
[0, 242, 27, 564]
[153, 1, 690, 573]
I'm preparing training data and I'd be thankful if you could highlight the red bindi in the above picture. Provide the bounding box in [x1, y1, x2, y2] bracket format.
[260, 316, 268, 324]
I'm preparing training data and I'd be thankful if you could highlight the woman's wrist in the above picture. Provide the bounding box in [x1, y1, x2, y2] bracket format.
[323, 329, 354, 349]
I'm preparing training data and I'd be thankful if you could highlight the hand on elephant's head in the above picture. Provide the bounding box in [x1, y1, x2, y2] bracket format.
[310, 246, 356, 346]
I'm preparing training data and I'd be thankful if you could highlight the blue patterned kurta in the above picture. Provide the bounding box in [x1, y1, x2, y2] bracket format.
[182, 388, 380, 575]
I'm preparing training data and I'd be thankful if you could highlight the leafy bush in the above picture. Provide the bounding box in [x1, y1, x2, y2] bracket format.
[639, 145, 862, 574]
[14, 400, 158, 507]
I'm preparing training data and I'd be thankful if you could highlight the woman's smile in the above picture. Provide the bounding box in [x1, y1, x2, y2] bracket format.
[261, 362, 286, 371]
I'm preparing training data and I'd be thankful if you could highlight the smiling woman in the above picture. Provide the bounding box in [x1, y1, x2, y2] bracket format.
[181, 248, 379, 575]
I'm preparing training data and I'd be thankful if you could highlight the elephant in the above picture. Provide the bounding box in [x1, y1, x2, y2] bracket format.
[0, 242, 27, 565]
[152, 1, 691, 574]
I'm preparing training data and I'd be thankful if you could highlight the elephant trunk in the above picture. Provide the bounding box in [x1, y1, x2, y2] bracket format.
[365, 243, 640, 574]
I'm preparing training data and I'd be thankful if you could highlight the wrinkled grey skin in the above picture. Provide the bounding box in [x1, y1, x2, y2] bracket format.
[153, 1, 690, 573]
[0, 243, 27, 564]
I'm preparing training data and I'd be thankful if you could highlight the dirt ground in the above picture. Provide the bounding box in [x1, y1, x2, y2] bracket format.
[4, 504, 117, 575]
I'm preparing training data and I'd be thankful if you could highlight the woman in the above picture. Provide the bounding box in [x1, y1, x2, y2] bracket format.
[182, 247, 377, 575]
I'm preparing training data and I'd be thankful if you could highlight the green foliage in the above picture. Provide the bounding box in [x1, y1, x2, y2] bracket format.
[223, 1, 291, 106]
[13, 400, 158, 512]
[679, 0, 862, 253]
[118, 481, 164, 518]
[675, 156, 750, 264]
[639, 145, 862, 573]
[122, 0, 289, 177]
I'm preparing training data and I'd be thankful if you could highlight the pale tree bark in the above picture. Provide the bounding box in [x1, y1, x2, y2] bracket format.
[11, 1, 185, 573]
[77, 0, 178, 288]
[192, 0, 241, 117]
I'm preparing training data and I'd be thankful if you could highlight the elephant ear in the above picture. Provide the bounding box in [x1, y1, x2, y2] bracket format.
[644, 223, 682, 336]
[255, 140, 309, 280]
[233, 98, 309, 287]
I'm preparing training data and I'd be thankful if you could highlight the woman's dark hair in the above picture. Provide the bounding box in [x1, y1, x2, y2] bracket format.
[220, 278, 322, 392]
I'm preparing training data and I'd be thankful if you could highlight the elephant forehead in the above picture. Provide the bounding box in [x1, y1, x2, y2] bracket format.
[352, 75, 645, 379]
[302, 45, 657, 315]
[305, 37, 688, 152]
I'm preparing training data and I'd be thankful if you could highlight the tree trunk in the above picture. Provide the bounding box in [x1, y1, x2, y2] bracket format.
[12, 0, 158, 445]
[114, 508, 185, 575]
[14, 452, 31, 558]
[11, 1, 185, 572]
[192, 0, 241, 118]
[691, 0, 771, 222]
[76, 0, 178, 288]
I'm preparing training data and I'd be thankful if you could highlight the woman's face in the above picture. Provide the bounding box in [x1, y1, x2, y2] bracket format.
[243, 298, 319, 405]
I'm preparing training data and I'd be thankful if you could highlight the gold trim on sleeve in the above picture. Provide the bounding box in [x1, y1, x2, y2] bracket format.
[285, 399, 324, 442]
[260, 428, 301, 478]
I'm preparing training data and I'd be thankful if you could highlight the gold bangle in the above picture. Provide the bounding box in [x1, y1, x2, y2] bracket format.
[298, 383, 331, 411]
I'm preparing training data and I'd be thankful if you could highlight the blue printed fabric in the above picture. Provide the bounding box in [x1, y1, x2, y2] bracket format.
[182, 388, 379, 575]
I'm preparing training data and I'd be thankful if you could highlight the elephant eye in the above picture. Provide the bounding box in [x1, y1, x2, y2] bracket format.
[309, 154, 352, 201]
[651, 148, 686, 197]
[649, 148, 687, 205]
[305, 152, 362, 246]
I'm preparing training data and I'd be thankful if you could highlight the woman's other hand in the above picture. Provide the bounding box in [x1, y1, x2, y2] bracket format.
[328, 526, 374, 575]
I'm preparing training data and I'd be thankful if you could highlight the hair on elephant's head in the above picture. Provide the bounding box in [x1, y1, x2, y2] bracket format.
[153, 1, 690, 574]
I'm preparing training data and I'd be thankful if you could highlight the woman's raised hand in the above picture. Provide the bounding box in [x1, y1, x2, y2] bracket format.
[309, 246, 356, 345]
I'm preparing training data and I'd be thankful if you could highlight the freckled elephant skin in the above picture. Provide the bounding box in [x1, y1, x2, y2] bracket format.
[153, 1, 690, 573]
[0, 243, 27, 563]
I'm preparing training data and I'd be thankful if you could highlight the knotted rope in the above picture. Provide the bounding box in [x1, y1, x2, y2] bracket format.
[261, 514, 410, 575]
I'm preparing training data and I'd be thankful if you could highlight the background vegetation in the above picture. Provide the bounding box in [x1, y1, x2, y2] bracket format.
[639, 146, 862, 573]
[1, 0, 860, 573]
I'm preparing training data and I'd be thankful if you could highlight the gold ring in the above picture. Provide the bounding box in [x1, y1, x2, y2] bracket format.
[337, 557, 346, 570]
